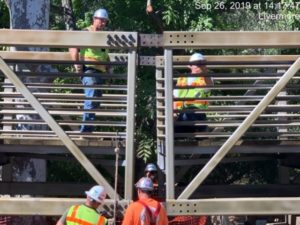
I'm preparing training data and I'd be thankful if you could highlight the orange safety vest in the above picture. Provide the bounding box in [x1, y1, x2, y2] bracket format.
[138, 200, 161, 225]
[66, 205, 107, 225]
[173, 76, 210, 110]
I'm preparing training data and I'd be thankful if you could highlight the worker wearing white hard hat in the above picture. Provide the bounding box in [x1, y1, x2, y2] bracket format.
[122, 177, 168, 225]
[173, 52, 213, 134]
[69, 8, 110, 133]
[56, 185, 108, 225]
[85, 185, 107, 203]
[92, 8, 109, 31]
[93, 8, 109, 20]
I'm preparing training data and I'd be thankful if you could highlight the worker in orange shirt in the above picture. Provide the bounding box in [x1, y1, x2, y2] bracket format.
[122, 177, 168, 225]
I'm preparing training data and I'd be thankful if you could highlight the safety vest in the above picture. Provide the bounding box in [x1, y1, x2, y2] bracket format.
[80, 25, 109, 73]
[66, 204, 107, 225]
[173, 76, 210, 110]
[138, 200, 161, 225]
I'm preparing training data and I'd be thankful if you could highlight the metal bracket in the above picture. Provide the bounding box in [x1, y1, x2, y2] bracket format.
[140, 34, 163, 47]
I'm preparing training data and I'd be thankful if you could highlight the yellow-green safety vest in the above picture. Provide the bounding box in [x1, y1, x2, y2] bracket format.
[174, 76, 210, 110]
[80, 25, 109, 73]
[66, 204, 107, 225]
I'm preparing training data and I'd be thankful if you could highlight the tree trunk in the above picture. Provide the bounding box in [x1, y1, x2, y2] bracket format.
[61, 0, 76, 30]
[3, 0, 50, 224]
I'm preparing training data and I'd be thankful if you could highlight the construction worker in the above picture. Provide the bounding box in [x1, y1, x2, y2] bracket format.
[144, 163, 160, 199]
[69, 8, 110, 133]
[174, 52, 213, 133]
[144, 163, 158, 181]
[122, 177, 169, 225]
[146, 0, 164, 33]
[56, 185, 108, 225]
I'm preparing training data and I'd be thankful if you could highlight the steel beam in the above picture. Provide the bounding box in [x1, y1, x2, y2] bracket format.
[1, 197, 300, 216]
[124, 50, 137, 200]
[0, 198, 130, 216]
[0, 29, 138, 49]
[0, 51, 154, 66]
[163, 31, 300, 49]
[156, 55, 300, 68]
[164, 49, 175, 200]
[167, 198, 300, 215]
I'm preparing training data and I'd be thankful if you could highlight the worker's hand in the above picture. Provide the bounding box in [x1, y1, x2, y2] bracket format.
[146, 4, 153, 13]
[74, 64, 82, 73]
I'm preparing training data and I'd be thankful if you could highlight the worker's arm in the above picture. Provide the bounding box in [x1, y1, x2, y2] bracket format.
[56, 221, 64, 225]
[121, 204, 134, 225]
[205, 76, 214, 86]
[146, 0, 164, 33]
[69, 47, 82, 73]
[56, 209, 68, 225]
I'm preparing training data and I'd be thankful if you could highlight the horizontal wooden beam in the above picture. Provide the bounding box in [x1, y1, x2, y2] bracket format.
[0, 29, 138, 49]
[163, 31, 300, 49]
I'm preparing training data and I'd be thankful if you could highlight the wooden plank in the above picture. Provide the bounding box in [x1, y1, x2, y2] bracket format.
[163, 31, 300, 48]
[0, 29, 138, 48]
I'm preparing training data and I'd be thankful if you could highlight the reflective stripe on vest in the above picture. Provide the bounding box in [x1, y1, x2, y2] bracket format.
[138, 200, 161, 225]
[174, 76, 210, 110]
[80, 26, 109, 72]
[66, 205, 106, 225]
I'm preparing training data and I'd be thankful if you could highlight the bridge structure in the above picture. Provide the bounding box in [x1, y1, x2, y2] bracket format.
[0, 29, 300, 220]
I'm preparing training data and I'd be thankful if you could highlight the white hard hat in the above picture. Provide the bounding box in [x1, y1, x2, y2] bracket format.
[189, 53, 205, 62]
[145, 163, 158, 172]
[93, 8, 109, 20]
[135, 177, 154, 191]
[85, 185, 106, 203]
